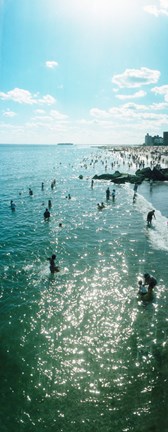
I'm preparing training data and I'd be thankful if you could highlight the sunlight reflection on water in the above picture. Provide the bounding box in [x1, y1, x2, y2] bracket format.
[1, 146, 168, 431]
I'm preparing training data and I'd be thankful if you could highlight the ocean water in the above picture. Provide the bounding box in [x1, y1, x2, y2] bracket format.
[0, 144, 168, 432]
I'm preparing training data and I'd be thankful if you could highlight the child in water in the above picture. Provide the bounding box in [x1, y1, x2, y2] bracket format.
[47, 254, 59, 274]
[138, 280, 148, 295]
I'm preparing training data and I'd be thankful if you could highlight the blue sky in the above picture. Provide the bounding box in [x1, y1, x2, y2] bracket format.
[0, 0, 168, 145]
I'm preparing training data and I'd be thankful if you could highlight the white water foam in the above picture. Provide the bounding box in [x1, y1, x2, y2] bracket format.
[124, 183, 168, 251]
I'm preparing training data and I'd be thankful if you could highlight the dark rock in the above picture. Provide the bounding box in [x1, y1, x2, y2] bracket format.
[136, 167, 152, 179]
[152, 167, 168, 181]
[92, 166, 168, 184]
[93, 171, 143, 184]
[93, 173, 115, 180]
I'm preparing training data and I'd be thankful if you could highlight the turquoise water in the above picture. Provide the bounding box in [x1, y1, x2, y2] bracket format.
[0, 144, 168, 432]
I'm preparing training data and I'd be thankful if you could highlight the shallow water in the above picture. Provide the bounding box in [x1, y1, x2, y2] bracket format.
[0, 144, 168, 431]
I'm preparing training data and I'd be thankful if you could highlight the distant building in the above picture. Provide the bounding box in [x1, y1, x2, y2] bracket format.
[144, 133, 164, 146]
[145, 133, 153, 146]
[163, 132, 168, 146]
[153, 135, 163, 145]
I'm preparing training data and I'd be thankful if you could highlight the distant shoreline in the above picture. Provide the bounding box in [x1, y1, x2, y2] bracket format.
[57, 143, 74, 146]
[96, 144, 168, 155]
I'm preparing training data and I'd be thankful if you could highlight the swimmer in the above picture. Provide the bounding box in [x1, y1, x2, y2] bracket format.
[48, 199, 52, 209]
[47, 254, 59, 274]
[29, 188, 33, 196]
[97, 202, 105, 210]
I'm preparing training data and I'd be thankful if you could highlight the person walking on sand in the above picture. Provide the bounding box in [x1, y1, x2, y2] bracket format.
[147, 209, 156, 226]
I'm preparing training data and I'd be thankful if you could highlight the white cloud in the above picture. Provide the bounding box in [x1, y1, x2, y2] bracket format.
[0, 88, 36, 104]
[144, 5, 161, 15]
[116, 90, 146, 100]
[144, 0, 168, 16]
[112, 67, 160, 88]
[151, 102, 168, 109]
[90, 104, 141, 122]
[34, 109, 45, 114]
[45, 60, 59, 69]
[151, 84, 168, 101]
[0, 88, 56, 105]
[89, 101, 168, 127]
[50, 110, 68, 120]
[39, 95, 56, 105]
[32, 109, 69, 126]
[3, 110, 16, 117]
[90, 108, 112, 119]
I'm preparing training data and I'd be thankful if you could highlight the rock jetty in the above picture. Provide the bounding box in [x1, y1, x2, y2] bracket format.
[93, 166, 168, 184]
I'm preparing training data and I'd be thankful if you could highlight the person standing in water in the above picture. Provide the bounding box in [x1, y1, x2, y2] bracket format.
[138, 280, 148, 295]
[143, 273, 157, 294]
[48, 199, 52, 209]
[147, 209, 156, 226]
[106, 187, 110, 200]
[112, 189, 116, 201]
[10, 200, 16, 210]
[44, 208, 50, 220]
[47, 254, 59, 273]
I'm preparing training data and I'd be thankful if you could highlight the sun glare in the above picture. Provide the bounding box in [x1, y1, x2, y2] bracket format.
[55, 0, 135, 25]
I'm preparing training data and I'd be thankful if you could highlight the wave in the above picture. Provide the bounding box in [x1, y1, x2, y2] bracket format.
[125, 183, 168, 252]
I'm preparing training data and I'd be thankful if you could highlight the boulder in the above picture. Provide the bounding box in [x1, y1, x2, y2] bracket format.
[92, 166, 168, 184]
[152, 167, 168, 181]
[93, 173, 116, 180]
[93, 171, 143, 184]
[136, 167, 153, 179]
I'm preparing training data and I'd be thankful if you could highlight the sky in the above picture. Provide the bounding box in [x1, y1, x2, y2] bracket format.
[0, 0, 168, 145]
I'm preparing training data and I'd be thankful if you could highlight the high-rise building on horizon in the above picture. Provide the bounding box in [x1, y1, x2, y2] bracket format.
[144, 132, 168, 146]
[145, 133, 153, 145]
[163, 131, 168, 146]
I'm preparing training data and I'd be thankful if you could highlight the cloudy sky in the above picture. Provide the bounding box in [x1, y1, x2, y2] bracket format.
[0, 0, 168, 145]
